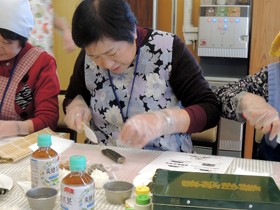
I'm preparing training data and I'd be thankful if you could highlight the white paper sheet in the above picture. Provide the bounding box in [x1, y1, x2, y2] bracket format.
[139, 151, 234, 175]
[234, 168, 271, 177]
[29, 136, 74, 154]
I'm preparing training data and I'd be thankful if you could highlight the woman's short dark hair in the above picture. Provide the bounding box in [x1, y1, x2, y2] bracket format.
[72, 0, 138, 48]
[0, 28, 27, 48]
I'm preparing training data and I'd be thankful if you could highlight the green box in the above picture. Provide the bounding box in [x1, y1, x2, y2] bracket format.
[153, 169, 280, 209]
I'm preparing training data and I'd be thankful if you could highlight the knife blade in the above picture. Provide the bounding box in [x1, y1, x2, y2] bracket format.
[83, 122, 98, 144]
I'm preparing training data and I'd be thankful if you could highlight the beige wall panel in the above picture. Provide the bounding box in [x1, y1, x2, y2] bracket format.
[53, 0, 85, 143]
[53, 0, 81, 90]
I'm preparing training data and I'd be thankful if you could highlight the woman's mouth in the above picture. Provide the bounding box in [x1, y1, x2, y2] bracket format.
[111, 66, 120, 72]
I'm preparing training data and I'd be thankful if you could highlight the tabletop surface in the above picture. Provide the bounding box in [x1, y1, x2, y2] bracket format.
[1, 143, 280, 210]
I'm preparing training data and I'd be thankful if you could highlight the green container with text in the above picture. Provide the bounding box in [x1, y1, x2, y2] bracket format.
[153, 169, 280, 209]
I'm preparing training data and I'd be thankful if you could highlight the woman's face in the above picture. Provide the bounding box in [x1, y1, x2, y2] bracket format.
[0, 34, 21, 61]
[85, 33, 137, 74]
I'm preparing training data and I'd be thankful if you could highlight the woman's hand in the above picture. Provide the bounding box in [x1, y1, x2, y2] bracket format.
[64, 95, 91, 133]
[236, 92, 280, 139]
[62, 28, 77, 53]
[119, 108, 190, 148]
[0, 121, 29, 139]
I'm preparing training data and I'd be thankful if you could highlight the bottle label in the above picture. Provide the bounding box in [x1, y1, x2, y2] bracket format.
[30, 156, 60, 189]
[61, 183, 95, 210]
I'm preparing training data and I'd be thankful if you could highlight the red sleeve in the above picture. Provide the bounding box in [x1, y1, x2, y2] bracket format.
[184, 105, 207, 133]
[29, 53, 60, 131]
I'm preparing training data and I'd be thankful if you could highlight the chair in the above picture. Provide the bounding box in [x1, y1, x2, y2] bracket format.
[55, 90, 77, 142]
[191, 125, 219, 155]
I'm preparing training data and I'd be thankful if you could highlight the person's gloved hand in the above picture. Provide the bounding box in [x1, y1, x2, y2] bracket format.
[235, 92, 280, 139]
[119, 108, 190, 148]
[0, 120, 29, 139]
[64, 95, 91, 133]
[62, 28, 77, 53]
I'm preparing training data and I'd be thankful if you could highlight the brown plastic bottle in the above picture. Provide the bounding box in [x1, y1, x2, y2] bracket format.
[30, 134, 59, 189]
[61, 155, 95, 210]
[31, 143, 58, 158]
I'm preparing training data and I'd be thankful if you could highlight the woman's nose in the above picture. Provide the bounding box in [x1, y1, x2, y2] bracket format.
[100, 57, 114, 69]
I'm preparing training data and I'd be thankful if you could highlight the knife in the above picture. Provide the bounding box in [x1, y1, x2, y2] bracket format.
[83, 122, 98, 144]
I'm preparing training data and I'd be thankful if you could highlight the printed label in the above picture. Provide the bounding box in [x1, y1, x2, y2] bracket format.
[61, 183, 95, 210]
[30, 156, 60, 190]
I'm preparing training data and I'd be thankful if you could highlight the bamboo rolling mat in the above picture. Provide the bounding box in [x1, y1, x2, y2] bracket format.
[0, 127, 63, 163]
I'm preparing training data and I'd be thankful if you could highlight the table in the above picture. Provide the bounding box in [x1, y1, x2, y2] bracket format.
[1, 143, 280, 210]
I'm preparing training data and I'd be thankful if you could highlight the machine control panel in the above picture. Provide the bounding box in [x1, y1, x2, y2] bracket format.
[198, 5, 250, 58]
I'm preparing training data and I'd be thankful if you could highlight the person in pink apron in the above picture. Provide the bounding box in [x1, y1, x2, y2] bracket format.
[0, 0, 60, 138]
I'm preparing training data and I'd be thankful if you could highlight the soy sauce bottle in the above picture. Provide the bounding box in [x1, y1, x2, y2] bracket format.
[61, 155, 95, 210]
[30, 134, 59, 190]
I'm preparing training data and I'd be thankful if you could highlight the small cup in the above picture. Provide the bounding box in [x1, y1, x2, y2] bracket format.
[26, 187, 58, 210]
[103, 181, 133, 205]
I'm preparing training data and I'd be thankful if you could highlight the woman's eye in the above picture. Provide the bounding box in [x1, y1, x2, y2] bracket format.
[2, 39, 14, 44]
[109, 52, 117, 56]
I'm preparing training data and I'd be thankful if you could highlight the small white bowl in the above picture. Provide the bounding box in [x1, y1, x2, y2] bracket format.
[26, 187, 58, 210]
[103, 181, 133, 205]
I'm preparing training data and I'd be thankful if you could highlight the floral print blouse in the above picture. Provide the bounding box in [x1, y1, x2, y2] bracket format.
[215, 66, 269, 121]
[64, 27, 220, 153]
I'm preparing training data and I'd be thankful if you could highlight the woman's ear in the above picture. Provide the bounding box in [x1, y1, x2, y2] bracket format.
[134, 30, 137, 40]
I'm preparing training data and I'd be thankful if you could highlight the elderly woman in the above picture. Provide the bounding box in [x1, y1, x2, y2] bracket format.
[63, 0, 220, 152]
[215, 31, 280, 161]
[0, 0, 60, 138]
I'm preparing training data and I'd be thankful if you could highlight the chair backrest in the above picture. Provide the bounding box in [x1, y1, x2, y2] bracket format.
[192, 126, 218, 143]
[57, 94, 67, 128]
[191, 126, 219, 155]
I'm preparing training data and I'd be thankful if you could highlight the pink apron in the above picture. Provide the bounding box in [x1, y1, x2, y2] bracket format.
[0, 47, 44, 120]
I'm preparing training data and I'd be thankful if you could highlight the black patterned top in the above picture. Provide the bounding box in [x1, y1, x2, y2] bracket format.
[214, 66, 269, 121]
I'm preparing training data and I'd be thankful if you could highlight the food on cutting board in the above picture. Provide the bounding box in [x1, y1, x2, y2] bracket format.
[101, 148, 126, 164]
[88, 164, 110, 189]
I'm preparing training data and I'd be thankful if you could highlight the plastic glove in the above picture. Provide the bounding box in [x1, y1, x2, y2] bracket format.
[0, 120, 29, 139]
[235, 92, 280, 139]
[64, 95, 91, 133]
[119, 108, 190, 148]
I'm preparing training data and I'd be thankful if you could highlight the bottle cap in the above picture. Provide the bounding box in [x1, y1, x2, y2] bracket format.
[69, 155, 87, 171]
[136, 194, 150, 205]
[135, 186, 150, 195]
[37, 134, 52, 147]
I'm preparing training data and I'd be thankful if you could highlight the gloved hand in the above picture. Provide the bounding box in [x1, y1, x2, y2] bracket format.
[62, 28, 77, 53]
[235, 92, 280, 139]
[0, 120, 29, 139]
[64, 95, 92, 133]
[119, 108, 190, 148]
